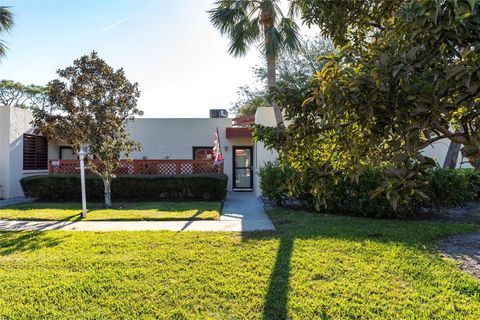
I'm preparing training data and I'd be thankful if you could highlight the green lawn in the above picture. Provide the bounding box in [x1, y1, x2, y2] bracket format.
[0, 202, 221, 221]
[1, 209, 480, 319]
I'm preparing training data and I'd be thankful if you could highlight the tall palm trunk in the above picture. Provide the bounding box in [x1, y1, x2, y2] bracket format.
[266, 53, 276, 90]
[266, 54, 284, 126]
[262, 6, 284, 127]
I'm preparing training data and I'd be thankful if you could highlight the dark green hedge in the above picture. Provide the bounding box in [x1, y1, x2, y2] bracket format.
[426, 168, 480, 206]
[20, 174, 228, 202]
[259, 162, 480, 218]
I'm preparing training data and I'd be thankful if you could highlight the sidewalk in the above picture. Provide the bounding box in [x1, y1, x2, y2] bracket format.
[0, 192, 275, 232]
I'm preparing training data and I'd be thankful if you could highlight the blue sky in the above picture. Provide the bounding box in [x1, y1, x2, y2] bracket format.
[0, 0, 274, 118]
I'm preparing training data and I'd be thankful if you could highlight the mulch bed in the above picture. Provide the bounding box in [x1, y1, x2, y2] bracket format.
[440, 232, 480, 281]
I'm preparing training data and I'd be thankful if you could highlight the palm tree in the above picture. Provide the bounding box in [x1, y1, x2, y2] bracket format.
[209, 0, 301, 126]
[0, 6, 13, 58]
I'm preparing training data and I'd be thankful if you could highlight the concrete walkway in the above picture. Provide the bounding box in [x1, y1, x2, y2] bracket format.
[0, 192, 275, 232]
[220, 191, 275, 230]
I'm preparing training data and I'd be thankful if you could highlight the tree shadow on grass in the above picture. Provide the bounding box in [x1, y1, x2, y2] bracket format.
[84, 207, 215, 221]
[1, 202, 221, 221]
[242, 209, 480, 320]
[262, 236, 294, 320]
[0, 231, 67, 256]
[8, 213, 83, 221]
[179, 209, 207, 231]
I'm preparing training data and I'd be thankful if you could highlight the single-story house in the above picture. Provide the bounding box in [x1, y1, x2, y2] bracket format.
[0, 104, 471, 200]
[0, 105, 277, 199]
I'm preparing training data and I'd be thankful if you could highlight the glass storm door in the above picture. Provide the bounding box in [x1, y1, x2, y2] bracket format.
[233, 146, 253, 189]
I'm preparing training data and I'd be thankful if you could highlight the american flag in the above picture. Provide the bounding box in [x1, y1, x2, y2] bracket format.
[213, 128, 222, 162]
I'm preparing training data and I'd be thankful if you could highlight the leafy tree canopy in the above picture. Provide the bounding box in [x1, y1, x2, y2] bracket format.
[256, 0, 480, 210]
[291, 0, 403, 47]
[0, 80, 48, 109]
[32, 52, 143, 208]
[230, 86, 269, 117]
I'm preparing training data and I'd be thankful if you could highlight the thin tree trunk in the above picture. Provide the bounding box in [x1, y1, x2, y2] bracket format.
[102, 177, 112, 208]
[443, 141, 462, 169]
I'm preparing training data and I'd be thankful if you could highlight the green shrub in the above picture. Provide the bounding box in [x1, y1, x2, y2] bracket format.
[21, 174, 228, 202]
[426, 168, 476, 206]
[259, 163, 480, 218]
[259, 164, 416, 218]
[328, 168, 402, 218]
[459, 168, 480, 199]
[258, 162, 292, 205]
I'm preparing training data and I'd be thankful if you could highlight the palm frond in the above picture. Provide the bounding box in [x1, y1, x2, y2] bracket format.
[263, 26, 282, 58]
[0, 6, 13, 33]
[209, 0, 301, 59]
[228, 17, 260, 57]
[272, 1, 284, 19]
[288, 0, 301, 18]
[0, 40, 6, 57]
[208, 0, 248, 35]
[278, 17, 301, 53]
[247, 3, 262, 19]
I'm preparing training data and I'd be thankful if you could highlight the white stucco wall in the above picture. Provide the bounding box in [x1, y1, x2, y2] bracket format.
[127, 118, 252, 190]
[0, 106, 37, 199]
[254, 107, 279, 196]
[0, 106, 10, 199]
[9, 107, 37, 198]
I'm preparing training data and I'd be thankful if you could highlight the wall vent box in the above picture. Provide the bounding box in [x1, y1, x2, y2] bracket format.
[209, 109, 228, 118]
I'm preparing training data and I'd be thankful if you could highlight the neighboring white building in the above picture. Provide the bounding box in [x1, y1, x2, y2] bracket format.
[0, 104, 471, 200]
[0, 106, 46, 199]
[422, 140, 472, 169]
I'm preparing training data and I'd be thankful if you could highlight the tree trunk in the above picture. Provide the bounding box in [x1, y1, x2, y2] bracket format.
[102, 177, 112, 208]
[266, 55, 284, 127]
[266, 53, 276, 90]
[443, 141, 462, 169]
[262, 6, 283, 128]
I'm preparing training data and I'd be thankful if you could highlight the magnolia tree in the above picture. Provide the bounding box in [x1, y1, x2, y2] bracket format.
[32, 52, 143, 208]
[256, 0, 480, 210]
